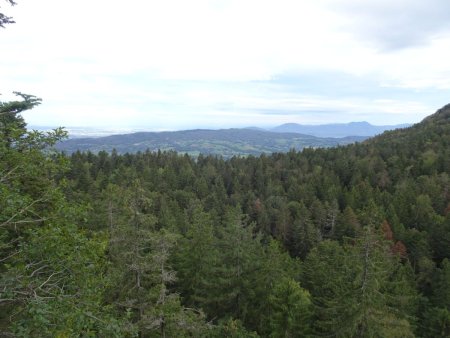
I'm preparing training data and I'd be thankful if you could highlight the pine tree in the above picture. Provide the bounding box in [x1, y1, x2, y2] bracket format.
[333, 206, 361, 241]
[142, 230, 207, 338]
[106, 181, 207, 337]
[303, 226, 418, 337]
[249, 239, 300, 334]
[267, 277, 312, 338]
[106, 179, 158, 335]
[287, 201, 320, 259]
[173, 203, 219, 311]
[211, 207, 264, 324]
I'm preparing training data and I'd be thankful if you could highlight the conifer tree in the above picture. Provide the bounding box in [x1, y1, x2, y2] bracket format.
[267, 277, 312, 338]
[211, 207, 264, 323]
[106, 181, 207, 337]
[173, 203, 218, 311]
[287, 201, 320, 259]
[303, 226, 418, 337]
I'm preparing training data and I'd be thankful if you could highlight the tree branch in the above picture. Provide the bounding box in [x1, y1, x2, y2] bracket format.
[0, 197, 47, 228]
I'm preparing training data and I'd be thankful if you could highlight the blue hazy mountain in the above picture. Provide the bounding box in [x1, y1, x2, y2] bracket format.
[270, 121, 411, 138]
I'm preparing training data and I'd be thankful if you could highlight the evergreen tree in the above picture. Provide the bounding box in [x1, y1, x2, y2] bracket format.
[142, 230, 207, 338]
[287, 201, 320, 259]
[249, 240, 300, 334]
[420, 307, 450, 338]
[106, 181, 207, 336]
[267, 277, 312, 338]
[211, 207, 264, 324]
[333, 206, 361, 241]
[303, 226, 418, 337]
[430, 259, 450, 310]
[173, 203, 218, 311]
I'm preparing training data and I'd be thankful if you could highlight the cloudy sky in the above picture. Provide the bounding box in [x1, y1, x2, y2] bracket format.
[1, 0, 449, 130]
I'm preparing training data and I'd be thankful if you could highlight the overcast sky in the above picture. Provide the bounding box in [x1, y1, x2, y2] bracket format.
[1, 0, 449, 130]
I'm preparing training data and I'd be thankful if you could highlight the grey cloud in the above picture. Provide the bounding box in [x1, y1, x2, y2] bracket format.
[333, 0, 450, 50]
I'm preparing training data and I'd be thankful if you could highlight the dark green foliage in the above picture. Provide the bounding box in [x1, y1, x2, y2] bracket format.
[266, 277, 312, 337]
[302, 229, 418, 337]
[430, 259, 450, 310]
[173, 203, 218, 311]
[103, 181, 208, 337]
[209, 319, 260, 338]
[420, 307, 450, 338]
[207, 207, 265, 322]
[430, 213, 450, 262]
[58, 103, 449, 335]
[2, 99, 450, 335]
[286, 201, 320, 259]
[0, 94, 124, 336]
[333, 206, 361, 241]
[8, 223, 126, 337]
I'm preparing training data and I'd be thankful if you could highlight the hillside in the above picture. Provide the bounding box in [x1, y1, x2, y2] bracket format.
[2, 96, 449, 337]
[270, 121, 411, 137]
[56, 128, 366, 157]
[362, 103, 450, 175]
[59, 103, 449, 336]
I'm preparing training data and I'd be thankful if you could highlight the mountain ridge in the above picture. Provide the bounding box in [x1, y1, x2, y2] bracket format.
[56, 127, 367, 157]
[270, 121, 411, 137]
[31, 121, 411, 139]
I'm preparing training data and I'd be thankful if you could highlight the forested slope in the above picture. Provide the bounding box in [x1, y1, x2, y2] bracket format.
[1, 96, 449, 337]
[57, 128, 366, 157]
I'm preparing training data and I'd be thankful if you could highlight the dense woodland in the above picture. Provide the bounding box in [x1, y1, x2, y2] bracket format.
[1, 92, 449, 337]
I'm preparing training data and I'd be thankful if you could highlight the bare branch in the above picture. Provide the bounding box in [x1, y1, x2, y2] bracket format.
[11, 218, 48, 226]
[29, 264, 49, 277]
[0, 249, 21, 262]
[0, 197, 47, 228]
[0, 165, 19, 183]
[38, 271, 64, 290]
[0, 298, 16, 303]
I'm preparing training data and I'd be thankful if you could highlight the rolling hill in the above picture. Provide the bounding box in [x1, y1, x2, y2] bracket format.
[56, 128, 367, 157]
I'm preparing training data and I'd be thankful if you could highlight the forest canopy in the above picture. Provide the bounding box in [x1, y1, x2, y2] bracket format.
[1, 93, 449, 336]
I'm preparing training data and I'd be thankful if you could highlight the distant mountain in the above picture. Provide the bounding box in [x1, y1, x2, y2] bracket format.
[270, 121, 411, 138]
[56, 128, 367, 157]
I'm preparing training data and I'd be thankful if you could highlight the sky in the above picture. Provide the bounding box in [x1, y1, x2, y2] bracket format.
[1, 0, 450, 130]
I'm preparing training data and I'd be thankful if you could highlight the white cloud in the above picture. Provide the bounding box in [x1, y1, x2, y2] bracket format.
[1, 0, 449, 129]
